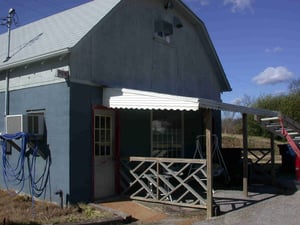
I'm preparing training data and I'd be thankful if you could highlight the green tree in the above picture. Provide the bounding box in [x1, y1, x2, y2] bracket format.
[288, 78, 300, 95]
[248, 79, 300, 137]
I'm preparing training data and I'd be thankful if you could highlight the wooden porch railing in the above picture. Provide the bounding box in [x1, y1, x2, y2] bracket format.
[120, 157, 208, 209]
[247, 148, 274, 177]
[248, 148, 272, 165]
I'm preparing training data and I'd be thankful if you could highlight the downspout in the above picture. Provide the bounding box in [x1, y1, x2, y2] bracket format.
[4, 71, 9, 117]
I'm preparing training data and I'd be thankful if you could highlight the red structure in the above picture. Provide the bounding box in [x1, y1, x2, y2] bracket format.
[295, 156, 300, 181]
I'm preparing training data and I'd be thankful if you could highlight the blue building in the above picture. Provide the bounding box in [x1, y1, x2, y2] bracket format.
[0, 0, 234, 206]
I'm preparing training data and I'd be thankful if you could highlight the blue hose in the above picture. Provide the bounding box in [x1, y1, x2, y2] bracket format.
[1, 132, 28, 192]
[0, 132, 51, 202]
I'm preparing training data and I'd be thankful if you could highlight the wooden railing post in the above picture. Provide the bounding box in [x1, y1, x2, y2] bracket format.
[270, 133, 275, 184]
[156, 160, 159, 199]
[205, 109, 213, 218]
[242, 113, 248, 197]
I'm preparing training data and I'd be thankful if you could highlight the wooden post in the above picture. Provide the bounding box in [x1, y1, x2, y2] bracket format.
[270, 133, 275, 184]
[156, 161, 159, 200]
[242, 113, 248, 197]
[205, 109, 213, 218]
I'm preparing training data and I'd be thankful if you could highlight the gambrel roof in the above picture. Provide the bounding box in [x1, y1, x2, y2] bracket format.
[0, 0, 231, 92]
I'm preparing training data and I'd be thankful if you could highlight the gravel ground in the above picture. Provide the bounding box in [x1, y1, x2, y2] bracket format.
[194, 191, 300, 225]
[98, 175, 300, 225]
[194, 180, 300, 225]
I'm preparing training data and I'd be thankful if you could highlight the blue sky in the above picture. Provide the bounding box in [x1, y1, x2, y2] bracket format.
[0, 0, 299, 104]
[184, 0, 300, 104]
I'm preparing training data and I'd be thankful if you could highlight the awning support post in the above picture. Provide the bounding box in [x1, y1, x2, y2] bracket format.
[242, 113, 248, 197]
[270, 133, 275, 184]
[205, 109, 213, 218]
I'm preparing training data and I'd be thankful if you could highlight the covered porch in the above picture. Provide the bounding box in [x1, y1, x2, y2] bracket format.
[103, 87, 279, 218]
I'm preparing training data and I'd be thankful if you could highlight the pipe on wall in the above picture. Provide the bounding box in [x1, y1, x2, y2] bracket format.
[3, 8, 15, 126]
[4, 70, 9, 117]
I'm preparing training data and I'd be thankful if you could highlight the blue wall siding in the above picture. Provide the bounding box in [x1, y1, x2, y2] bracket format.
[184, 110, 222, 158]
[69, 82, 102, 203]
[118, 109, 217, 159]
[119, 109, 151, 157]
[184, 110, 204, 158]
[0, 82, 70, 204]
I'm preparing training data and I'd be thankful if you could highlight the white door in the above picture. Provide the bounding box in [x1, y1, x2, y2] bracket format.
[93, 109, 115, 199]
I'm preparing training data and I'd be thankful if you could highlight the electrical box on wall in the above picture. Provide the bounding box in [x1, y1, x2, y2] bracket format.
[5, 114, 44, 137]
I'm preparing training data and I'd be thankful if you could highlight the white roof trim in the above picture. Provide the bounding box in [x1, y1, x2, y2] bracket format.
[103, 88, 279, 116]
[0, 48, 70, 71]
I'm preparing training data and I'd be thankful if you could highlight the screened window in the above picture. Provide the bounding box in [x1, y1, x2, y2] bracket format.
[151, 111, 183, 158]
[154, 20, 173, 43]
[26, 111, 45, 138]
[27, 114, 40, 135]
[94, 115, 112, 157]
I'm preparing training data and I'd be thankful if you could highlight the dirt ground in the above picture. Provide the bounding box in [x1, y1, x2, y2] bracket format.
[0, 188, 206, 225]
[99, 199, 207, 225]
[0, 189, 115, 225]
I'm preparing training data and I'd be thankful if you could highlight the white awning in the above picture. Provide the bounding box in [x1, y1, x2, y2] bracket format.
[103, 88, 278, 116]
[103, 88, 200, 111]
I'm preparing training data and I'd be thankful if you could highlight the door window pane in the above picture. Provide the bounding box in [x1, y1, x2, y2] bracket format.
[101, 117, 105, 129]
[106, 117, 111, 129]
[95, 130, 99, 142]
[95, 116, 99, 129]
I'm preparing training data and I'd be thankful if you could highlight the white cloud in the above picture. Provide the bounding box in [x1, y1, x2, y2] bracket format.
[199, 0, 210, 5]
[224, 0, 254, 13]
[265, 46, 283, 53]
[231, 98, 242, 105]
[185, 0, 210, 6]
[252, 66, 294, 85]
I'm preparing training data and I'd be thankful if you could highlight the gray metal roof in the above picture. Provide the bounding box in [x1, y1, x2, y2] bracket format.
[0, 0, 121, 70]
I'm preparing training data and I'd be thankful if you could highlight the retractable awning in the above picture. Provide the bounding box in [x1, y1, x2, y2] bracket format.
[103, 88, 278, 117]
[103, 88, 199, 111]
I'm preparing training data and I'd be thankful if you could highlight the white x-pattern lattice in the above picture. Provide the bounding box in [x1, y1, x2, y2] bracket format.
[121, 157, 208, 209]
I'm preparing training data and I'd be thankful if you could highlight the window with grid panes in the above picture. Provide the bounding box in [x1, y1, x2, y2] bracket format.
[151, 111, 183, 158]
[94, 115, 112, 157]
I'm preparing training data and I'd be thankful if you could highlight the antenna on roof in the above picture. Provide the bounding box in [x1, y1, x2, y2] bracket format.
[1, 8, 18, 62]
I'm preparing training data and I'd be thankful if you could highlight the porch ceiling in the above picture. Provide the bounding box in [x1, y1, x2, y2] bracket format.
[103, 88, 278, 117]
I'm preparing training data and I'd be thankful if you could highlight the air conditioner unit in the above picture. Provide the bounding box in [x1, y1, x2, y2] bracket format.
[5, 114, 44, 137]
[5, 114, 26, 134]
